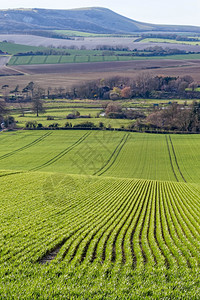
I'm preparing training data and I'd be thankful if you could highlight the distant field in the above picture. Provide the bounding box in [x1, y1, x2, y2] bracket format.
[0, 41, 47, 55]
[2, 34, 200, 53]
[8, 53, 200, 66]
[3, 58, 200, 91]
[54, 30, 139, 38]
[140, 37, 200, 46]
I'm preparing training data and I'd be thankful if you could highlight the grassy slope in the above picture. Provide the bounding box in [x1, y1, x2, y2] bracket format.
[1, 131, 200, 182]
[0, 130, 200, 298]
[1, 7, 200, 34]
[0, 42, 47, 55]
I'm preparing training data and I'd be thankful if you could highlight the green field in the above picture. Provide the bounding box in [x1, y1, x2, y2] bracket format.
[140, 37, 200, 46]
[3, 39, 200, 67]
[0, 42, 47, 55]
[10, 98, 195, 129]
[0, 130, 200, 298]
[11, 104, 132, 129]
[54, 30, 115, 37]
[54, 30, 138, 38]
[8, 52, 200, 66]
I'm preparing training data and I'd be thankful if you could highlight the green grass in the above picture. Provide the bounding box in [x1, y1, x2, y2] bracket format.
[45, 55, 61, 64]
[10, 98, 195, 129]
[12, 113, 132, 130]
[1, 131, 200, 182]
[59, 55, 75, 63]
[0, 41, 46, 55]
[0, 130, 200, 298]
[8, 52, 200, 66]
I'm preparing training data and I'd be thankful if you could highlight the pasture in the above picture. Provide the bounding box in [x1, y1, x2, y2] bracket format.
[0, 130, 200, 298]
[0, 41, 47, 55]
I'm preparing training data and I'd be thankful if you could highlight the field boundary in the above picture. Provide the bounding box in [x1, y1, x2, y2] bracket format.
[24, 127, 200, 135]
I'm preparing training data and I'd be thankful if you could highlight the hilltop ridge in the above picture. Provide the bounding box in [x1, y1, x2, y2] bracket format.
[0, 7, 200, 34]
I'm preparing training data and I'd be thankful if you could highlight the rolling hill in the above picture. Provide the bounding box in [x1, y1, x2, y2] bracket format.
[0, 7, 200, 34]
[0, 130, 200, 298]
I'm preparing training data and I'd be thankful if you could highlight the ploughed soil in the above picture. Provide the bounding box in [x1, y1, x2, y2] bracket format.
[12, 59, 197, 75]
[1, 59, 200, 90]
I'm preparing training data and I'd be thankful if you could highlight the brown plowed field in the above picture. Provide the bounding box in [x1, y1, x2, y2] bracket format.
[1, 59, 200, 90]
[12, 59, 194, 74]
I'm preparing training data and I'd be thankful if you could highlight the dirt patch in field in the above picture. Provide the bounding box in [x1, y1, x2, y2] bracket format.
[0, 66, 23, 76]
[0, 56, 24, 76]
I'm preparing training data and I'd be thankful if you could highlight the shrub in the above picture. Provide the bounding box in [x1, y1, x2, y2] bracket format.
[4, 116, 16, 129]
[25, 121, 37, 129]
[65, 122, 72, 128]
[49, 123, 59, 128]
[73, 122, 96, 128]
[47, 116, 54, 120]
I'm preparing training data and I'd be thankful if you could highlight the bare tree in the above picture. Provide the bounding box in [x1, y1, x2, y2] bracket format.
[0, 99, 7, 127]
[32, 86, 45, 117]
[18, 101, 26, 117]
[2, 84, 9, 101]
[0, 99, 7, 116]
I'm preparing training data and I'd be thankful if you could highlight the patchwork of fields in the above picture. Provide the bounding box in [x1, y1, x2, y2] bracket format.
[0, 130, 200, 298]
[8, 53, 200, 66]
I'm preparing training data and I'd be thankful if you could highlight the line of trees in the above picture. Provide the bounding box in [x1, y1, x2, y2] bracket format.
[1, 74, 200, 104]
[133, 101, 200, 132]
[0, 99, 16, 129]
[0, 82, 46, 129]
[69, 74, 199, 100]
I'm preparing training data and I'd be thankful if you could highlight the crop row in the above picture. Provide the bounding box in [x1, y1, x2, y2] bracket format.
[1, 131, 200, 184]
[0, 172, 199, 270]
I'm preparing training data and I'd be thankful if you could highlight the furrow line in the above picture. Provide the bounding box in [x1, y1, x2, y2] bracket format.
[165, 135, 178, 182]
[162, 182, 191, 267]
[65, 180, 133, 265]
[0, 132, 52, 161]
[169, 136, 186, 182]
[86, 180, 143, 264]
[129, 180, 152, 268]
[79, 180, 140, 264]
[95, 133, 129, 176]
[30, 132, 91, 171]
[58, 179, 130, 264]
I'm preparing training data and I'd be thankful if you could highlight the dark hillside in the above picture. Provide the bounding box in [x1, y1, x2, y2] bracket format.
[0, 7, 200, 34]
